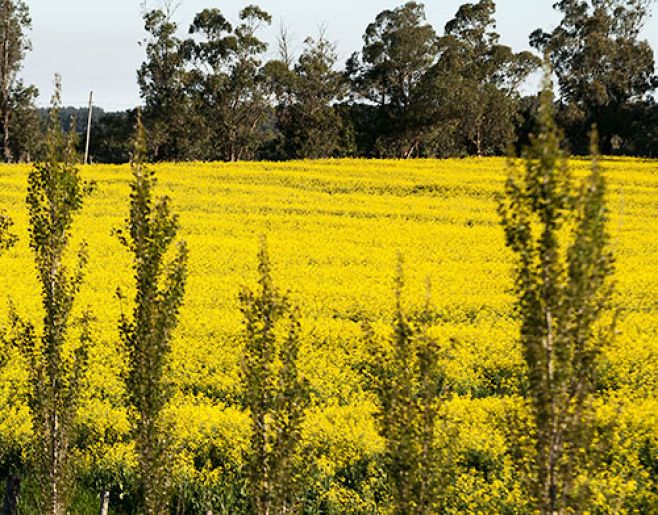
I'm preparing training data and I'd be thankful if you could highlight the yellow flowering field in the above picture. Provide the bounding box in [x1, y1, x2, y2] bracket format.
[0, 157, 657, 511]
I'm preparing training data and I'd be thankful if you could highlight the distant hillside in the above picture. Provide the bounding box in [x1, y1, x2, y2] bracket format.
[37, 106, 107, 133]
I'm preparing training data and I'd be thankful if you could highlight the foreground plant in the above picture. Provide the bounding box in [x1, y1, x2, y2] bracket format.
[363, 259, 448, 515]
[11, 77, 92, 515]
[0, 204, 17, 513]
[0, 211, 16, 251]
[499, 82, 615, 513]
[117, 113, 188, 514]
[240, 238, 309, 515]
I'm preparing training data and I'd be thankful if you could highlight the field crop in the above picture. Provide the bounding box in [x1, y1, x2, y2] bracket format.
[0, 158, 657, 512]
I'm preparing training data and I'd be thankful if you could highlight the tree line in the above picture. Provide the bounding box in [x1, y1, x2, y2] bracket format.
[0, 0, 657, 163]
[0, 74, 620, 513]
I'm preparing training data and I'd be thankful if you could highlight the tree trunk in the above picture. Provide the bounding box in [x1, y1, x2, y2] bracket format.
[403, 138, 419, 159]
[476, 127, 482, 157]
[2, 474, 20, 515]
[2, 106, 10, 163]
[2, 32, 12, 163]
[98, 490, 110, 515]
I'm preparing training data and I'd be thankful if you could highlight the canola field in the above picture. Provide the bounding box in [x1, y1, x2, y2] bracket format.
[1, 158, 657, 511]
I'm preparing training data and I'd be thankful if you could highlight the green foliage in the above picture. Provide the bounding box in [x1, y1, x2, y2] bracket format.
[240, 238, 309, 514]
[499, 79, 615, 513]
[432, 0, 540, 156]
[363, 260, 448, 514]
[116, 113, 188, 514]
[347, 1, 439, 157]
[7, 79, 39, 162]
[11, 77, 92, 515]
[345, 0, 538, 158]
[531, 0, 657, 153]
[265, 31, 352, 159]
[138, 5, 192, 161]
[0, 0, 38, 163]
[86, 109, 137, 164]
[128, 0, 658, 160]
[0, 210, 16, 252]
[183, 5, 272, 161]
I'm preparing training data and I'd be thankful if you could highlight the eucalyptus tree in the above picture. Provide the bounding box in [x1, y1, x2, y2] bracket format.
[7, 79, 39, 161]
[138, 3, 192, 161]
[531, 0, 657, 153]
[432, 0, 540, 155]
[184, 5, 272, 161]
[0, 0, 38, 162]
[266, 30, 351, 159]
[347, 2, 439, 157]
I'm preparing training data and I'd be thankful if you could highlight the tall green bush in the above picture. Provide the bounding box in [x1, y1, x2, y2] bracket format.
[363, 259, 448, 514]
[117, 113, 188, 514]
[0, 202, 17, 514]
[12, 77, 93, 515]
[499, 80, 615, 513]
[240, 238, 309, 514]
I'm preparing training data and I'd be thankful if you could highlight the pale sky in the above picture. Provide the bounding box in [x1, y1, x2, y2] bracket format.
[20, 1, 658, 110]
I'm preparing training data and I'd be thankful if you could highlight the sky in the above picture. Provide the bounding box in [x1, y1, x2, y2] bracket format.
[20, 1, 658, 110]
